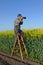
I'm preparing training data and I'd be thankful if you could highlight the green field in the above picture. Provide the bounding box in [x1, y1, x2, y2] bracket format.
[0, 28, 43, 62]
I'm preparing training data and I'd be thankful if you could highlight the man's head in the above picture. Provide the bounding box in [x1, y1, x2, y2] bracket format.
[17, 14, 23, 21]
[17, 14, 26, 21]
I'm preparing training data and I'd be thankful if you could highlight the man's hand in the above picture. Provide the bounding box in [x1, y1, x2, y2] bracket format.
[19, 17, 23, 21]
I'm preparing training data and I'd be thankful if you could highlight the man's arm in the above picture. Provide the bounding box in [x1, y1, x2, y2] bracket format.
[14, 18, 23, 26]
[14, 18, 20, 26]
[19, 20, 23, 25]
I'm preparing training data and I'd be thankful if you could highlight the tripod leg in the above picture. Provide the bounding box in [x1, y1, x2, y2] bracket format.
[17, 35, 23, 61]
[21, 36, 28, 57]
[11, 39, 17, 56]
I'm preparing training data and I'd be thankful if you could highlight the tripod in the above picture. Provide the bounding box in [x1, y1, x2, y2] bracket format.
[11, 33, 28, 61]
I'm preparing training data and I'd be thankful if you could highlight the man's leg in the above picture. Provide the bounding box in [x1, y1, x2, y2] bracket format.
[20, 30, 24, 38]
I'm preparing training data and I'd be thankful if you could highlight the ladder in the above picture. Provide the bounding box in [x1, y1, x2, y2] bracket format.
[11, 33, 28, 61]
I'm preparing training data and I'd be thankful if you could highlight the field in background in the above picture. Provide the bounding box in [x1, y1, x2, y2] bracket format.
[0, 28, 43, 62]
[0, 28, 43, 35]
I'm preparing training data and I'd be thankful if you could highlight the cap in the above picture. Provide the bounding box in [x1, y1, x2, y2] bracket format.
[17, 14, 23, 17]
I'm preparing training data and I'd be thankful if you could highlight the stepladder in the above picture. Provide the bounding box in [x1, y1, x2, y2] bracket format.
[11, 33, 28, 61]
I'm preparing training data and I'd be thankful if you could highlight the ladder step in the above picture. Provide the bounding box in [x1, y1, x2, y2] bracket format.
[14, 48, 19, 50]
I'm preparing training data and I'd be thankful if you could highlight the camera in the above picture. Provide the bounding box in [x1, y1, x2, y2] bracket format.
[23, 17, 26, 19]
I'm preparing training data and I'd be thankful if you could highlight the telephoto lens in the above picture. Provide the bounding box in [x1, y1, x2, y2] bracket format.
[23, 17, 26, 19]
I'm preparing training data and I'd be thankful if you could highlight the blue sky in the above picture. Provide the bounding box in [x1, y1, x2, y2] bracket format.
[0, 0, 43, 31]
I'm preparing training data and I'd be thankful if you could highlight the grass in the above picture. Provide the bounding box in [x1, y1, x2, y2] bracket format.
[0, 28, 43, 62]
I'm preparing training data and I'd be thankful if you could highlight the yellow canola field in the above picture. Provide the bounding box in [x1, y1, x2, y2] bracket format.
[0, 28, 43, 36]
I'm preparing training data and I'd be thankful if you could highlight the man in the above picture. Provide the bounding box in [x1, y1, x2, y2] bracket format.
[14, 14, 24, 40]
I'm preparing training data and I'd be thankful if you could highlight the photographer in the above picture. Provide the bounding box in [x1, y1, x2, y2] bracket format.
[14, 14, 26, 39]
